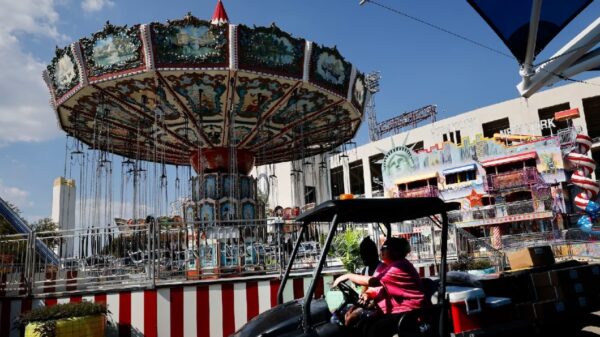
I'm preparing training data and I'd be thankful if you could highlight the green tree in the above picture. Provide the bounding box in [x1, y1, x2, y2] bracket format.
[32, 218, 60, 249]
[0, 202, 27, 265]
[0, 201, 23, 235]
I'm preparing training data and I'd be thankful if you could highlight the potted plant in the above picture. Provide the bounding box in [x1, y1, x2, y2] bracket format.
[17, 301, 108, 337]
[330, 228, 364, 273]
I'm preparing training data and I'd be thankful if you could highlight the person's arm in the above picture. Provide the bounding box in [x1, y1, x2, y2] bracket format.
[332, 273, 372, 287]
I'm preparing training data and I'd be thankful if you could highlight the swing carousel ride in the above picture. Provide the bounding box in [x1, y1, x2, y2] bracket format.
[43, 1, 367, 225]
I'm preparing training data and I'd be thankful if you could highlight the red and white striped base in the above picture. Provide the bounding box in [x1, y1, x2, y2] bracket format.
[0, 263, 438, 337]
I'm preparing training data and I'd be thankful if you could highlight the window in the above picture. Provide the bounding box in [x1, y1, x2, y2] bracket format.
[443, 131, 462, 145]
[304, 186, 316, 204]
[486, 158, 536, 174]
[401, 177, 437, 191]
[583, 95, 600, 140]
[369, 153, 385, 195]
[538, 103, 569, 136]
[482, 118, 510, 138]
[445, 169, 476, 185]
[349, 160, 365, 195]
[330, 166, 344, 197]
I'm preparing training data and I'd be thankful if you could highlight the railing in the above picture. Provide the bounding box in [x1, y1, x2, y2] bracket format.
[468, 230, 600, 263]
[0, 217, 467, 297]
[447, 199, 552, 226]
[397, 185, 439, 198]
[558, 126, 583, 153]
[484, 167, 541, 192]
[0, 220, 312, 296]
[397, 218, 460, 263]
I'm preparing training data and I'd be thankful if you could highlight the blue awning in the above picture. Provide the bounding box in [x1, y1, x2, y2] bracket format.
[467, 0, 592, 63]
[443, 164, 477, 175]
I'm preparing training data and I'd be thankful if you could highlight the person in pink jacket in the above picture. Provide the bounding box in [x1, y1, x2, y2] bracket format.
[333, 237, 428, 337]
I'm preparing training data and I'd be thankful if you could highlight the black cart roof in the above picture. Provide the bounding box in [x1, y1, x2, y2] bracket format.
[295, 198, 447, 223]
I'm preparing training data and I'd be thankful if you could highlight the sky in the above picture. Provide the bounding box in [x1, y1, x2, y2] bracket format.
[0, 0, 599, 222]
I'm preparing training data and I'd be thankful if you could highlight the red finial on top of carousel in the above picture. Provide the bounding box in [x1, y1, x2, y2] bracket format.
[211, 0, 229, 25]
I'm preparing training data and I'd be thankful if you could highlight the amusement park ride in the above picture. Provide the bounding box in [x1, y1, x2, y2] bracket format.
[2, 2, 600, 337]
[43, 0, 367, 225]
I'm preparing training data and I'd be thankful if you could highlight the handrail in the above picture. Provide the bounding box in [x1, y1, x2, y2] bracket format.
[447, 199, 551, 224]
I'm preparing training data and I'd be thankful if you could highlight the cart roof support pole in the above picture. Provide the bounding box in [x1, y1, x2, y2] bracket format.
[302, 214, 339, 333]
[277, 223, 308, 305]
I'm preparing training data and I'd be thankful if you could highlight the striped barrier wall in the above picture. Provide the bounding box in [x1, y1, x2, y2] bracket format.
[0, 263, 439, 337]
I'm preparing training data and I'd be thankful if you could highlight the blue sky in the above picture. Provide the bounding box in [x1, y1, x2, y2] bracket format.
[0, 0, 598, 221]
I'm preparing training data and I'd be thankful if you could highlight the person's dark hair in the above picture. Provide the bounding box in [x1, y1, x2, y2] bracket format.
[382, 237, 411, 260]
[359, 236, 379, 265]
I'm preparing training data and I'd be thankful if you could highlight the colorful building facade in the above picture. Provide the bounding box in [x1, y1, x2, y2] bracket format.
[261, 76, 600, 245]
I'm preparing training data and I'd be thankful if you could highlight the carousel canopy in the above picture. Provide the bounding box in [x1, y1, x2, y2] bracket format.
[44, 6, 366, 167]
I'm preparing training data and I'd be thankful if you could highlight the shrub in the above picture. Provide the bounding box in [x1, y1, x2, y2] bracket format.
[330, 229, 364, 273]
[16, 301, 108, 337]
[450, 254, 492, 271]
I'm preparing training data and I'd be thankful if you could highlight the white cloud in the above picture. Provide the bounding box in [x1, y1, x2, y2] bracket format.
[81, 0, 114, 12]
[0, 0, 61, 39]
[0, 0, 64, 145]
[0, 179, 33, 211]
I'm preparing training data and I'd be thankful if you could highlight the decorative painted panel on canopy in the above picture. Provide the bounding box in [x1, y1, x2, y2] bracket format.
[237, 24, 305, 78]
[46, 46, 80, 98]
[43, 14, 365, 166]
[151, 16, 229, 68]
[80, 22, 145, 79]
[352, 72, 367, 112]
[467, 0, 592, 63]
[310, 43, 352, 97]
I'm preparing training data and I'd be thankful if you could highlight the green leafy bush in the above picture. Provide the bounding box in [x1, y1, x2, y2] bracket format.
[330, 229, 364, 273]
[17, 301, 108, 334]
[450, 254, 492, 271]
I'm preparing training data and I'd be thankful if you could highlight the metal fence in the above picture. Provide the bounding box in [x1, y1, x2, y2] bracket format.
[11, 216, 586, 296]
[447, 199, 552, 225]
[0, 220, 393, 296]
[467, 229, 600, 268]
[0, 216, 473, 297]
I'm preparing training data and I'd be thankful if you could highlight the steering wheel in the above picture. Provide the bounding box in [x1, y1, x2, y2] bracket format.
[335, 280, 360, 304]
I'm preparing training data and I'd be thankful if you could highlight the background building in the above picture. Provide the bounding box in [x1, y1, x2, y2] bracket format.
[51, 177, 76, 256]
[261, 76, 600, 245]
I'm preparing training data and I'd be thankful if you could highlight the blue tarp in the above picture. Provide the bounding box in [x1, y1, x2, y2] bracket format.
[467, 0, 592, 63]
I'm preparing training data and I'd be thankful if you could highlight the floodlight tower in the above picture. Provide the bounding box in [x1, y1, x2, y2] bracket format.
[365, 72, 381, 142]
